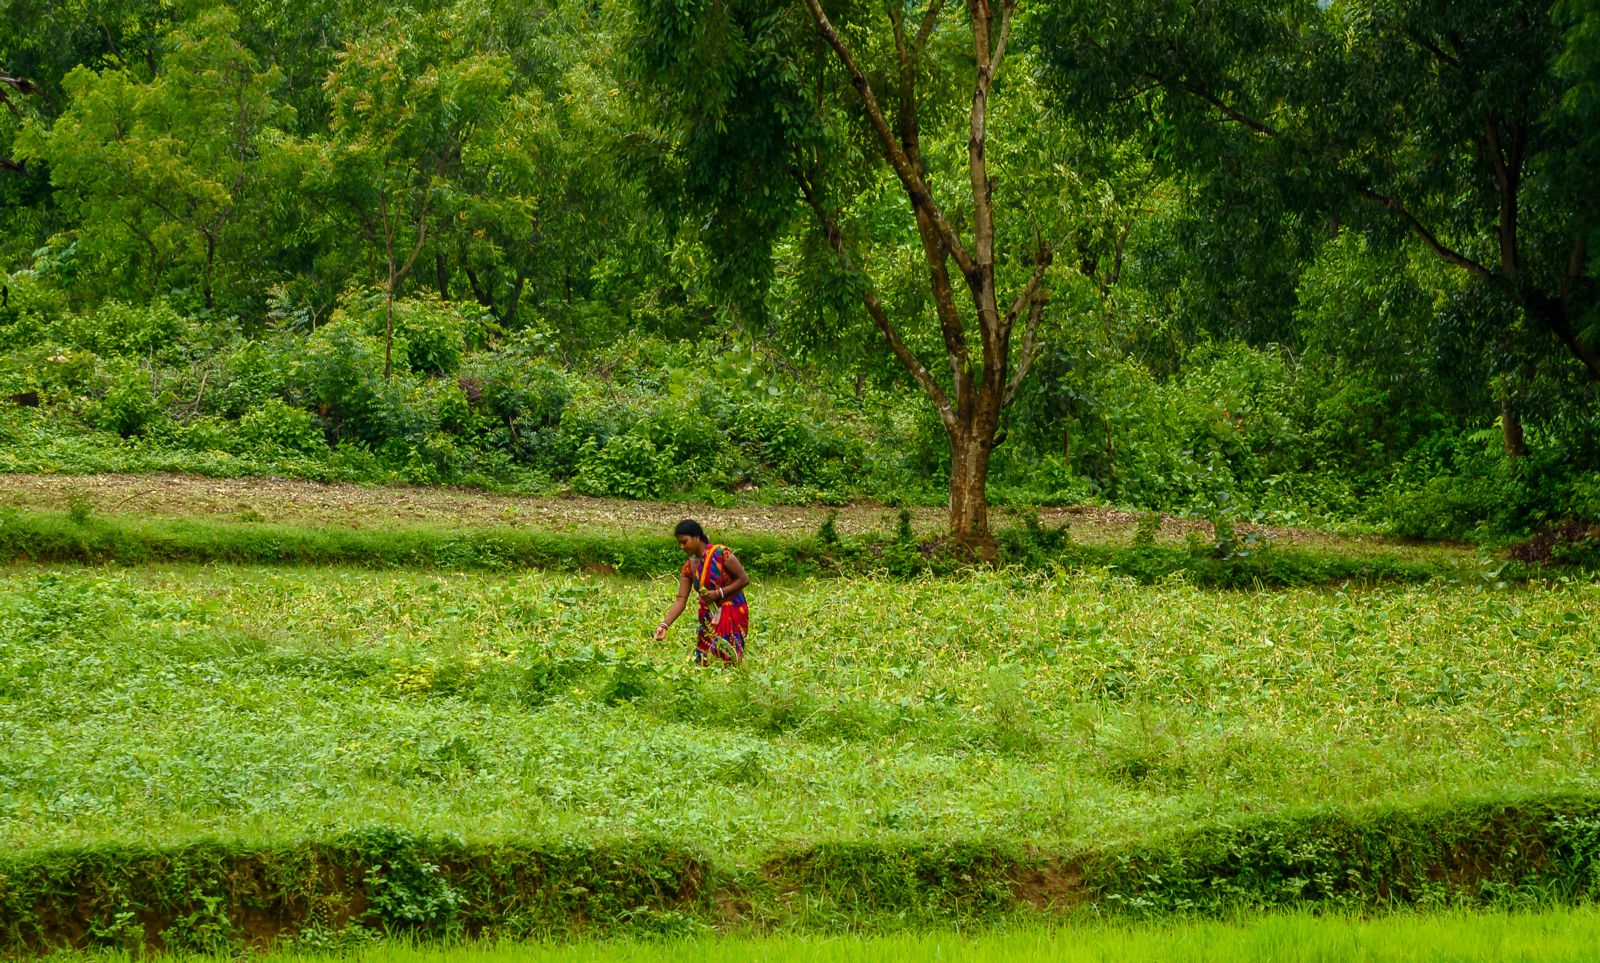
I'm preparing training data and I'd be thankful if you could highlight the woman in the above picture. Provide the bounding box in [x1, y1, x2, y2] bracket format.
[655, 519, 750, 664]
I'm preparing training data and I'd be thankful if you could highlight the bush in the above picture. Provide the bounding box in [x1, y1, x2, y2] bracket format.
[77, 300, 195, 361]
[211, 340, 292, 418]
[462, 346, 571, 461]
[238, 397, 323, 454]
[159, 415, 242, 453]
[86, 359, 166, 437]
[574, 433, 673, 499]
[726, 402, 824, 484]
[638, 403, 727, 478]
[335, 290, 487, 376]
[290, 320, 436, 449]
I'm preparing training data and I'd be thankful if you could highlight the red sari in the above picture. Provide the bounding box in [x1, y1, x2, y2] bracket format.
[682, 544, 748, 664]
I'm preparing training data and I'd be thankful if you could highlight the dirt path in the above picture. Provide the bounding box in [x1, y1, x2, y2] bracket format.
[0, 471, 1467, 559]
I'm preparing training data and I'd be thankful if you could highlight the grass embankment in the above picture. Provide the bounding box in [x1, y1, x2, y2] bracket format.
[0, 508, 1470, 588]
[2, 564, 1597, 949]
[0, 471, 1480, 587]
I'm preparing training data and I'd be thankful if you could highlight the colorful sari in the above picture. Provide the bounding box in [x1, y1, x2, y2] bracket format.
[682, 544, 748, 664]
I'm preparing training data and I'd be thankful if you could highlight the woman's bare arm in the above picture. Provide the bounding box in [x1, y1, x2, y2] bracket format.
[656, 573, 693, 640]
[709, 551, 750, 600]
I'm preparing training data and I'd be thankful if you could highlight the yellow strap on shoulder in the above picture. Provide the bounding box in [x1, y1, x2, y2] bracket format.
[698, 544, 724, 589]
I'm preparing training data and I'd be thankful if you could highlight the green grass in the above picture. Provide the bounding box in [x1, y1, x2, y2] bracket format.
[5, 557, 1598, 949]
[4, 563, 1596, 854]
[61, 907, 1600, 962]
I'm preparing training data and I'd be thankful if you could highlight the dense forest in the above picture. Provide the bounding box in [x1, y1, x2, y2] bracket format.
[2, 0, 1597, 550]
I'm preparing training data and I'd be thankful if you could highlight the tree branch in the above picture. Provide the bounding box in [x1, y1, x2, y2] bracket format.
[965, 0, 1005, 310]
[889, 4, 970, 404]
[1157, 64, 1280, 138]
[1482, 116, 1520, 278]
[1400, 28, 1460, 69]
[1564, 234, 1588, 304]
[1003, 291, 1047, 407]
[794, 169, 955, 423]
[989, 0, 1015, 74]
[1003, 242, 1054, 333]
[915, 0, 945, 49]
[799, 0, 977, 279]
[1348, 183, 1495, 280]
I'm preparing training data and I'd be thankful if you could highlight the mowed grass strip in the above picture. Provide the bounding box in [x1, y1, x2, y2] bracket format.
[2, 564, 1597, 853]
[228, 908, 1600, 963]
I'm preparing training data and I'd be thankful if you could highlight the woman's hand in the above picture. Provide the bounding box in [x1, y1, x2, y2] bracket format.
[698, 586, 724, 606]
[654, 622, 669, 642]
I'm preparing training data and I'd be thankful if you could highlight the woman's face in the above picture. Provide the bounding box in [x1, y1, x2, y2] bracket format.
[676, 533, 702, 555]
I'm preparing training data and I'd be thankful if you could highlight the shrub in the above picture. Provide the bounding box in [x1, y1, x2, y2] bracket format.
[463, 348, 571, 460]
[291, 320, 436, 449]
[574, 433, 673, 499]
[238, 397, 323, 454]
[639, 403, 727, 477]
[81, 300, 194, 360]
[336, 290, 485, 376]
[211, 340, 292, 418]
[86, 358, 166, 437]
[160, 415, 242, 453]
[727, 402, 823, 484]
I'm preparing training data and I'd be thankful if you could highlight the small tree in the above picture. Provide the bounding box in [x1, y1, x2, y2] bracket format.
[316, 28, 516, 379]
[17, 9, 290, 309]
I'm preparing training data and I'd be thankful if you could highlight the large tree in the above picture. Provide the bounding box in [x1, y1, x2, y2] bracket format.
[632, 0, 1079, 555]
[1038, 0, 1600, 390]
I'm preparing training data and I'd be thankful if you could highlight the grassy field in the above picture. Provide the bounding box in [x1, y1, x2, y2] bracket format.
[4, 564, 1597, 854]
[274, 909, 1600, 963]
[2, 476, 1597, 951]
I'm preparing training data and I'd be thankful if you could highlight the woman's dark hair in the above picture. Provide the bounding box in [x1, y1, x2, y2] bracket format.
[674, 519, 710, 543]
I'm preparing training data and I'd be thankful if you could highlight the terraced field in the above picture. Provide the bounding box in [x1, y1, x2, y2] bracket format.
[1, 478, 1597, 953]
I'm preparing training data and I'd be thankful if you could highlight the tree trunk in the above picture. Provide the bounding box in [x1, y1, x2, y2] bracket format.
[203, 233, 216, 311]
[1501, 397, 1525, 459]
[503, 272, 528, 327]
[948, 426, 997, 559]
[436, 254, 450, 301]
[1500, 373, 1529, 459]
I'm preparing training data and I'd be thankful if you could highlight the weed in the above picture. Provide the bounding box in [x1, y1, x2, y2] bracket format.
[65, 488, 94, 525]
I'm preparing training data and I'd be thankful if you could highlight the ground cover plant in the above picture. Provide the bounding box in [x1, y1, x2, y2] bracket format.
[7, 564, 1597, 851]
[3, 560, 1599, 950]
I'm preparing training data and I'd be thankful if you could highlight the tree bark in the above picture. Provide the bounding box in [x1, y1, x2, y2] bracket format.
[1501, 389, 1526, 459]
[948, 427, 995, 555]
[503, 272, 528, 327]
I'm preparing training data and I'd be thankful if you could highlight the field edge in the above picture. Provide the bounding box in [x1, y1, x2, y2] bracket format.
[4, 793, 1598, 954]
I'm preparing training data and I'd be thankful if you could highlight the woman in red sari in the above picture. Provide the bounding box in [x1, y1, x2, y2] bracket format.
[654, 519, 750, 664]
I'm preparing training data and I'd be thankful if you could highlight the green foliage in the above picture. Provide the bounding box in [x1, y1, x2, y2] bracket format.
[237, 397, 323, 454]
[3, 0, 1600, 539]
[574, 433, 673, 500]
[85, 358, 165, 437]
